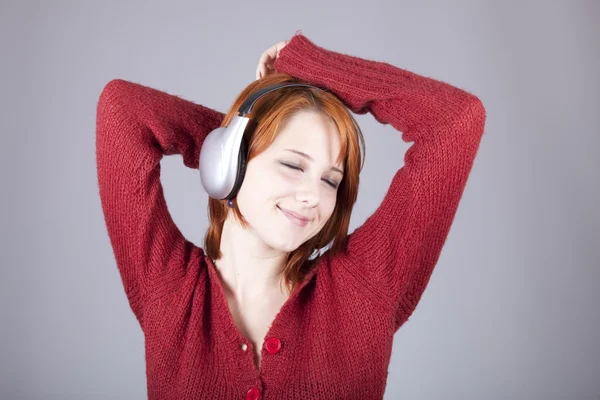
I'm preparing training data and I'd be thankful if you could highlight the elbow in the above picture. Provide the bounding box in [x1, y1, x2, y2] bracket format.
[97, 79, 129, 109]
[96, 79, 135, 129]
[458, 96, 487, 141]
[470, 96, 487, 125]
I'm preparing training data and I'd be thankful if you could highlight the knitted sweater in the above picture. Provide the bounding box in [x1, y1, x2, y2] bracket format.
[95, 32, 486, 400]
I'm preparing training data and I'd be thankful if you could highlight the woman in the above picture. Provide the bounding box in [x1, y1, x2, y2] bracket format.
[96, 31, 486, 400]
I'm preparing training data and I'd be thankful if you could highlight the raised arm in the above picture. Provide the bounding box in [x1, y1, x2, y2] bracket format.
[273, 33, 486, 330]
[95, 79, 225, 325]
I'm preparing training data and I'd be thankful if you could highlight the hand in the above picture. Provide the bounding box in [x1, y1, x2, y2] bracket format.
[255, 40, 290, 80]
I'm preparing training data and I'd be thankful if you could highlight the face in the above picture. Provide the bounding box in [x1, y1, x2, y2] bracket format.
[234, 110, 344, 253]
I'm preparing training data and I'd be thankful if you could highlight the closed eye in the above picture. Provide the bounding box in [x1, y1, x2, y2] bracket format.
[282, 163, 302, 171]
[281, 163, 338, 189]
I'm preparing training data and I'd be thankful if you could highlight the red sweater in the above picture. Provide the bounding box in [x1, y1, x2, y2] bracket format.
[96, 32, 486, 400]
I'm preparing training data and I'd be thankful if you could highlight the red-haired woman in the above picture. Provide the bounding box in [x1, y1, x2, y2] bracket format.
[96, 31, 486, 399]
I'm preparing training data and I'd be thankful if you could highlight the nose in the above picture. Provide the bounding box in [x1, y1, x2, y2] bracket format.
[295, 177, 321, 208]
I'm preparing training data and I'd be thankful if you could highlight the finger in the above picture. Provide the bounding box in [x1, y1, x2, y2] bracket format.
[259, 51, 269, 65]
[257, 52, 270, 78]
[256, 45, 280, 79]
[266, 44, 278, 59]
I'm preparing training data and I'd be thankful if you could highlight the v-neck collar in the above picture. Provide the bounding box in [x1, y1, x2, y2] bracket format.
[203, 253, 325, 376]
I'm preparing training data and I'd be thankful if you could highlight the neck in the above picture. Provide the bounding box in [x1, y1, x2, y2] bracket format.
[214, 213, 290, 304]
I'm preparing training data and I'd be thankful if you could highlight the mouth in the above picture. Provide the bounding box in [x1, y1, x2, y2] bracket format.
[277, 206, 310, 227]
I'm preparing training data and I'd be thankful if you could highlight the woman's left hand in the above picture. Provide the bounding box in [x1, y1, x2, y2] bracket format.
[255, 40, 290, 80]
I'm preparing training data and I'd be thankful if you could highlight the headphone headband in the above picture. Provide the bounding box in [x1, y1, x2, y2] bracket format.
[237, 82, 323, 116]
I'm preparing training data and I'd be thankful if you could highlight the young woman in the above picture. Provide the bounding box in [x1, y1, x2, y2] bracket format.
[96, 31, 486, 400]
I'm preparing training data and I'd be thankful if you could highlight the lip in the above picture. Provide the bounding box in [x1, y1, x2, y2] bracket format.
[278, 206, 310, 227]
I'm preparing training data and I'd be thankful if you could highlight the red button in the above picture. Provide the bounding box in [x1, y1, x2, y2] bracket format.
[246, 387, 260, 400]
[265, 337, 281, 354]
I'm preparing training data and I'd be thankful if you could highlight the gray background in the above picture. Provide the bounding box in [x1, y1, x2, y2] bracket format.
[1, 1, 598, 399]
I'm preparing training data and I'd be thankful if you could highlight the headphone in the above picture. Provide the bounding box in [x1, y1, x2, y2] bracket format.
[199, 82, 324, 201]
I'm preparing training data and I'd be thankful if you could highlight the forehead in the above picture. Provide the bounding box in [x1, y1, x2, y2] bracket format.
[270, 110, 341, 154]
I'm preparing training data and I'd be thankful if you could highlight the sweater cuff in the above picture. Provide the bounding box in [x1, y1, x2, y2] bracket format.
[277, 31, 405, 78]
[273, 32, 338, 81]
[272, 32, 423, 109]
[272, 32, 381, 112]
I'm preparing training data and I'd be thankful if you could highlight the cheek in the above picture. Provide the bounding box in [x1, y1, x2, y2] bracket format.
[321, 196, 337, 221]
[268, 168, 301, 195]
[237, 164, 287, 209]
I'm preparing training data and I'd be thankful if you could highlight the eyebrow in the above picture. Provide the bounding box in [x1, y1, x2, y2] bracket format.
[284, 149, 344, 174]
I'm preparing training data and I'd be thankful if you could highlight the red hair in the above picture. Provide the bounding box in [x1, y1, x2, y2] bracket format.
[203, 72, 365, 295]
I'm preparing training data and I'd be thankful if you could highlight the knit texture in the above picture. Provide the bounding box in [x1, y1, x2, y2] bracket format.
[95, 31, 486, 400]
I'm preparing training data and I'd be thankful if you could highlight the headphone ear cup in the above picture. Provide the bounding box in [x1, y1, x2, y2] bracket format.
[228, 118, 257, 199]
[229, 135, 248, 199]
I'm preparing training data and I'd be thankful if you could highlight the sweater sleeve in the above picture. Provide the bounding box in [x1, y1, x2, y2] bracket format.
[95, 79, 225, 325]
[273, 33, 486, 329]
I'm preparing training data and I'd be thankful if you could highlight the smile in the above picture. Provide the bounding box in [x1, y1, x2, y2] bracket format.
[278, 206, 310, 227]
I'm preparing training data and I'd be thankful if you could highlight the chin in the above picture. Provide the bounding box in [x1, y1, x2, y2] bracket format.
[275, 241, 301, 253]
[265, 236, 302, 253]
